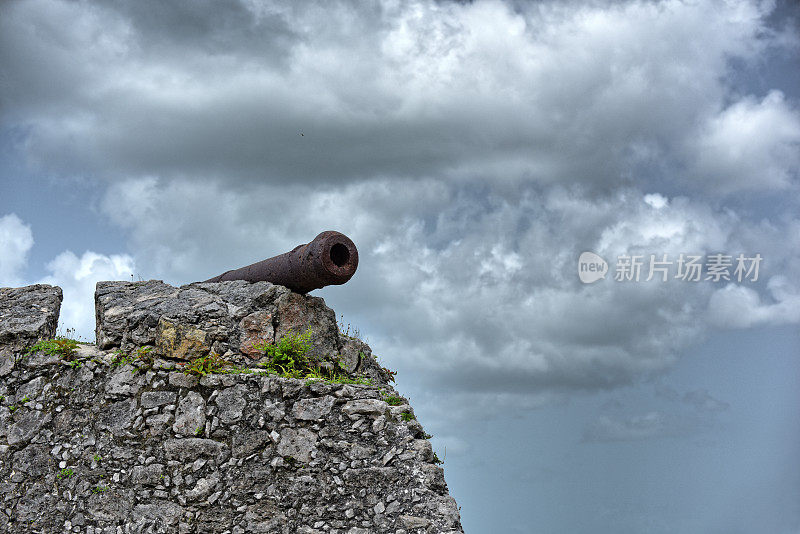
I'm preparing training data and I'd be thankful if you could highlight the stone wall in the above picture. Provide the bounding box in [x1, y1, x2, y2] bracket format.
[0, 285, 62, 356]
[0, 282, 463, 533]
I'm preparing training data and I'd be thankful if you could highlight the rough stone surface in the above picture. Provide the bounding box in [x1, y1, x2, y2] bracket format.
[0, 284, 464, 533]
[156, 318, 210, 361]
[94, 281, 393, 386]
[0, 284, 62, 356]
[0, 357, 463, 533]
[239, 310, 274, 358]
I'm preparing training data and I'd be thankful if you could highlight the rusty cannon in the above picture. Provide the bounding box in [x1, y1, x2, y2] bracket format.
[203, 231, 359, 294]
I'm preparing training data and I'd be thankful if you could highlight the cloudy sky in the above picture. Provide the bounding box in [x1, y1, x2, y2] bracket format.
[1, 0, 799, 532]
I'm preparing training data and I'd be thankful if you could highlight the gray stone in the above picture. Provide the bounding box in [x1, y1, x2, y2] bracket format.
[0, 350, 14, 376]
[346, 443, 377, 460]
[88, 489, 134, 521]
[412, 439, 434, 463]
[140, 391, 177, 409]
[172, 391, 206, 435]
[239, 310, 274, 358]
[94, 280, 289, 362]
[94, 279, 391, 384]
[232, 429, 271, 458]
[97, 398, 137, 436]
[339, 337, 394, 387]
[21, 350, 59, 367]
[215, 384, 247, 423]
[263, 400, 286, 421]
[0, 284, 62, 353]
[7, 409, 51, 446]
[163, 438, 228, 461]
[146, 413, 173, 436]
[133, 502, 183, 526]
[186, 475, 218, 501]
[276, 427, 318, 463]
[130, 463, 165, 485]
[168, 371, 198, 388]
[16, 376, 45, 401]
[273, 291, 339, 362]
[342, 399, 388, 418]
[106, 367, 143, 397]
[434, 495, 463, 527]
[292, 395, 335, 421]
[400, 515, 431, 528]
[338, 337, 367, 374]
[11, 444, 49, 476]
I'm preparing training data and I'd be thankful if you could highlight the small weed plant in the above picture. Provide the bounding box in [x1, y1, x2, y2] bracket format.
[59, 327, 93, 345]
[338, 315, 363, 341]
[56, 468, 74, 480]
[112, 346, 154, 368]
[325, 375, 372, 385]
[256, 328, 315, 375]
[134, 346, 153, 365]
[182, 353, 230, 377]
[383, 395, 404, 406]
[111, 349, 130, 366]
[337, 316, 397, 382]
[8, 395, 31, 413]
[255, 329, 372, 385]
[26, 337, 79, 361]
[381, 365, 397, 384]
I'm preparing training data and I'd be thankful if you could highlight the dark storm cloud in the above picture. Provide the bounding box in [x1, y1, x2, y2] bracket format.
[104, 0, 298, 60]
[581, 411, 702, 442]
[2, 0, 797, 194]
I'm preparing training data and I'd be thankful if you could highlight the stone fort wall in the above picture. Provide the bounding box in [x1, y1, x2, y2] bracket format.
[0, 282, 463, 534]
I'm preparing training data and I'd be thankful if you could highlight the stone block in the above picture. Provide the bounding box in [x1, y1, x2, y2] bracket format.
[0, 284, 62, 353]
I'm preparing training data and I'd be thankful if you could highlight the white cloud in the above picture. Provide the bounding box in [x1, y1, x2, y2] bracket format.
[643, 194, 668, 209]
[38, 250, 135, 340]
[707, 276, 800, 328]
[0, 213, 34, 286]
[689, 91, 800, 193]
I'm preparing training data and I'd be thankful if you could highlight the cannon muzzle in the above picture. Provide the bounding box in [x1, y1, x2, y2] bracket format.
[204, 231, 358, 293]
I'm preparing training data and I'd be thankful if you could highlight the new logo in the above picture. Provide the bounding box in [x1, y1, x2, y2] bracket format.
[578, 251, 608, 283]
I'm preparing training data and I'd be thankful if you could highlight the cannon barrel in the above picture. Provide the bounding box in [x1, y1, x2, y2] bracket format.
[203, 231, 358, 294]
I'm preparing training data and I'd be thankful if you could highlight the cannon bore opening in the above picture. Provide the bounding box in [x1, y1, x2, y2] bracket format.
[330, 243, 350, 267]
[203, 230, 358, 292]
